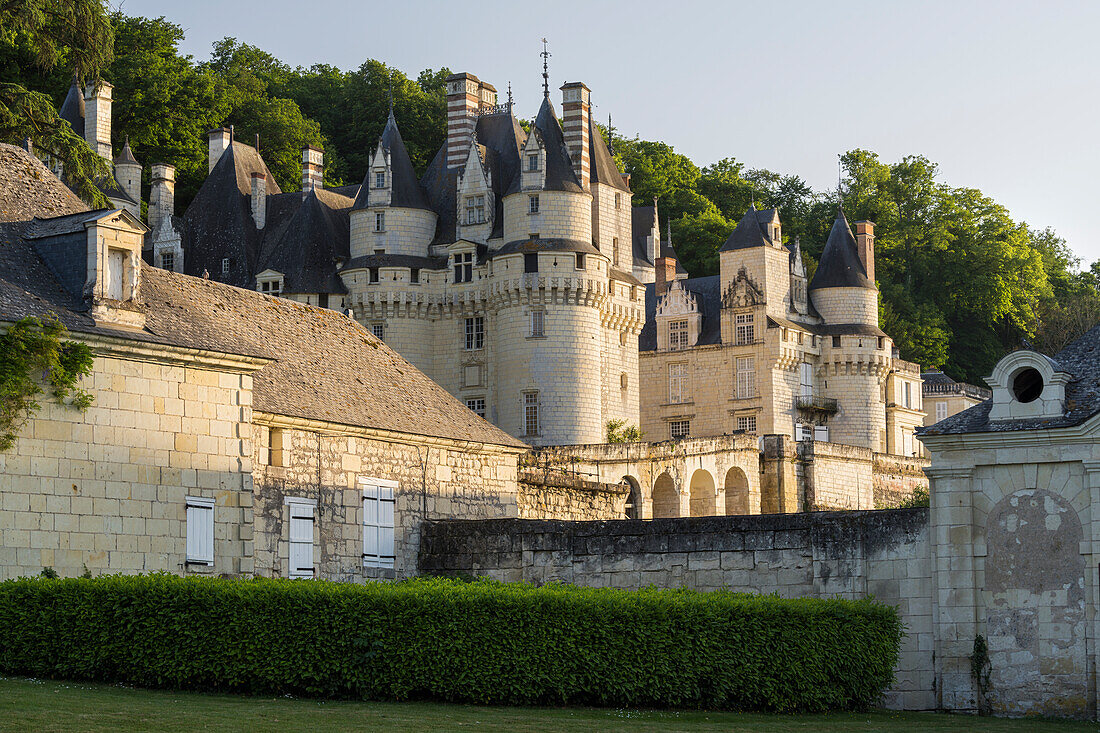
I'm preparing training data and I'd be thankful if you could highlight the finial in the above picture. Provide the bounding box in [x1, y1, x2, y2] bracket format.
[837, 153, 843, 203]
[255, 133, 259, 151]
[229, 124, 234, 142]
[607, 113, 614, 154]
[666, 218, 672, 245]
[507, 81, 513, 112]
[388, 72, 394, 114]
[540, 38, 552, 99]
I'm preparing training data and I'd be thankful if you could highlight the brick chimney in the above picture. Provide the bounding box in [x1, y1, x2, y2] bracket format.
[251, 171, 267, 228]
[83, 80, 113, 161]
[560, 82, 590, 190]
[208, 127, 231, 173]
[148, 164, 175, 233]
[854, 220, 875, 282]
[445, 73, 480, 169]
[301, 145, 323, 192]
[655, 256, 677, 295]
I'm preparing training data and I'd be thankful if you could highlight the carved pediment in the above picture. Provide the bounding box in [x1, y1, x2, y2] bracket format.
[722, 267, 765, 308]
[655, 279, 698, 317]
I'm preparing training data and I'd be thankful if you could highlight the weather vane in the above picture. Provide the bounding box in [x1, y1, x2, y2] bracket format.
[540, 38, 551, 99]
[507, 81, 513, 113]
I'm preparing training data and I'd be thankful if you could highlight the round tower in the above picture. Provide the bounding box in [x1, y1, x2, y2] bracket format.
[113, 138, 142, 218]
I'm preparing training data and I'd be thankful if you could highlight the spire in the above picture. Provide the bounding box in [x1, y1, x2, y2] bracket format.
[808, 206, 875, 291]
[114, 136, 140, 166]
[388, 72, 394, 114]
[507, 81, 513, 113]
[607, 113, 614, 155]
[540, 38, 551, 99]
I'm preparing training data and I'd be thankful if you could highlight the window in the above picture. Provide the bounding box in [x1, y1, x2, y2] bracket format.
[410, 268, 420, 284]
[221, 257, 230, 277]
[528, 195, 540, 214]
[454, 252, 473, 283]
[737, 416, 757, 433]
[614, 193, 621, 210]
[465, 316, 484, 350]
[619, 332, 628, 347]
[903, 381, 912, 409]
[286, 499, 316, 578]
[832, 335, 841, 348]
[797, 331, 804, 345]
[669, 319, 689, 350]
[106, 248, 125, 300]
[936, 401, 948, 422]
[528, 153, 539, 171]
[902, 430, 913, 456]
[185, 496, 215, 566]
[524, 392, 539, 435]
[669, 362, 687, 404]
[161, 251, 175, 272]
[734, 313, 754, 345]
[669, 420, 690, 439]
[466, 398, 486, 418]
[465, 195, 485, 224]
[370, 322, 384, 341]
[375, 211, 385, 232]
[529, 309, 545, 337]
[736, 356, 755, 399]
[795, 422, 812, 441]
[524, 253, 538, 273]
[361, 478, 396, 569]
[878, 337, 885, 350]
[260, 279, 282, 297]
[620, 372, 629, 390]
[814, 424, 829, 442]
[575, 253, 586, 270]
[267, 427, 285, 467]
[375, 171, 385, 189]
[800, 362, 813, 398]
[368, 267, 379, 283]
[612, 237, 619, 266]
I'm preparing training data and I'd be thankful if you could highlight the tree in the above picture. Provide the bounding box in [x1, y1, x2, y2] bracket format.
[0, 0, 114, 206]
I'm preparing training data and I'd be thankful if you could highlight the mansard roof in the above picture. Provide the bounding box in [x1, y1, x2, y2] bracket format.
[58, 80, 84, 138]
[257, 188, 351, 295]
[115, 139, 140, 166]
[719, 205, 778, 252]
[352, 111, 431, 212]
[920, 325, 1100, 438]
[0, 143, 525, 449]
[808, 207, 875, 291]
[589, 117, 630, 192]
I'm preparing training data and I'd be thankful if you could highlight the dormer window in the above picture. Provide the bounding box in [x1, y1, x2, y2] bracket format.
[528, 154, 539, 172]
[107, 249, 126, 300]
[528, 195, 540, 214]
[669, 319, 689, 350]
[161, 251, 175, 272]
[454, 252, 473, 283]
[375, 211, 385, 232]
[1012, 368, 1043, 403]
[774, 226, 781, 241]
[375, 171, 385, 189]
[465, 195, 485, 224]
[221, 258, 230, 277]
[259, 278, 282, 297]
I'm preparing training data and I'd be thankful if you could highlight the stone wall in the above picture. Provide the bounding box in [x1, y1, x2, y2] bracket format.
[873, 452, 930, 506]
[516, 469, 626, 520]
[419, 508, 934, 711]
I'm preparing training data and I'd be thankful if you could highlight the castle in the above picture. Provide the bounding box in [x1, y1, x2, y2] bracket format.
[641, 206, 926, 456]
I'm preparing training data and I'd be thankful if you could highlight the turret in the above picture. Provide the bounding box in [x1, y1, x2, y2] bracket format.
[113, 138, 142, 219]
[807, 208, 878, 327]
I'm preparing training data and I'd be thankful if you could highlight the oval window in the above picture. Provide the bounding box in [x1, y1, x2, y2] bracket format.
[1011, 367, 1043, 403]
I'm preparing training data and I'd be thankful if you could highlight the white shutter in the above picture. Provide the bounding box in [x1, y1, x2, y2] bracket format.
[936, 402, 948, 422]
[362, 479, 396, 569]
[107, 249, 125, 300]
[814, 425, 829, 442]
[287, 501, 314, 577]
[185, 497, 214, 566]
[800, 363, 813, 398]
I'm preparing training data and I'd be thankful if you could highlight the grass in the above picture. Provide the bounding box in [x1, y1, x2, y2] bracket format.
[0, 677, 1096, 732]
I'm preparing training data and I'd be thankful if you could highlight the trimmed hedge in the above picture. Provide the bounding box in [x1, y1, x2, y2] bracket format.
[0, 574, 901, 711]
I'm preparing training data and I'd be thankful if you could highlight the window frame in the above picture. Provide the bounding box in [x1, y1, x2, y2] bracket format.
[453, 252, 473, 283]
[734, 312, 754, 345]
[185, 496, 215, 567]
[935, 401, 948, 422]
[374, 211, 385, 232]
[374, 171, 386, 189]
[464, 316, 485, 350]
[669, 319, 689, 350]
[523, 391, 539, 436]
[528, 195, 540, 214]
[669, 362, 688, 404]
[736, 356, 755, 399]
[466, 397, 486, 418]
[361, 477, 397, 569]
[529, 309, 545, 338]
[161, 251, 175, 272]
[284, 497, 317, 579]
[736, 415, 757, 433]
[669, 419, 690, 439]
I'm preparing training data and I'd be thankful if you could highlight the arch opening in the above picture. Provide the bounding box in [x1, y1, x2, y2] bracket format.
[621, 476, 642, 519]
[689, 469, 716, 517]
[651, 472, 679, 518]
[724, 466, 750, 515]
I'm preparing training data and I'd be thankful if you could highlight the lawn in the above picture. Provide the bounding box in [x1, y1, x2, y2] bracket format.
[0, 677, 1096, 732]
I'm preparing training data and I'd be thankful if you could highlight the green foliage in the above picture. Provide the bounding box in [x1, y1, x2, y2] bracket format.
[605, 419, 643, 443]
[0, 315, 94, 452]
[39, 567, 58, 579]
[0, 574, 902, 713]
[883, 487, 929, 510]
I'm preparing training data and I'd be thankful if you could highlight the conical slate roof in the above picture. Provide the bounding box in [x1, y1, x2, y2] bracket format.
[115, 138, 140, 167]
[589, 116, 630, 192]
[524, 96, 583, 194]
[353, 111, 431, 211]
[58, 79, 84, 138]
[808, 207, 875, 290]
[259, 187, 349, 295]
[719, 205, 776, 251]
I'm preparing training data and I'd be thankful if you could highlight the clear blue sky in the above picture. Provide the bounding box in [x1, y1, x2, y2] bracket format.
[120, 0, 1100, 264]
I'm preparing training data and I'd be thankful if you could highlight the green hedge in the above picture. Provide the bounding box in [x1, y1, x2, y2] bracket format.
[0, 574, 901, 712]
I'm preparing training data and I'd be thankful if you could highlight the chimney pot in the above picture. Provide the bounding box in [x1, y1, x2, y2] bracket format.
[301, 145, 323, 193]
[208, 127, 231, 173]
[149, 163, 176, 234]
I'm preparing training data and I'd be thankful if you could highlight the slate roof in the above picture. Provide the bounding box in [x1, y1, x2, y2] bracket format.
[507, 97, 583, 194]
[340, 254, 447, 272]
[0, 143, 524, 449]
[589, 117, 630, 192]
[719, 205, 778, 252]
[115, 139, 140, 167]
[493, 237, 601, 257]
[808, 208, 874, 290]
[639, 276, 723, 351]
[58, 80, 85, 138]
[632, 205, 657, 265]
[256, 188, 352, 294]
[919, 326, 1100, 438]
[920, 370, 956, 387]
[352, 111, 431, 212]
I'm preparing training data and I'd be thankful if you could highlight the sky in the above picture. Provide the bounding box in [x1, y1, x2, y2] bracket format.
[118, 0, 1100, 264]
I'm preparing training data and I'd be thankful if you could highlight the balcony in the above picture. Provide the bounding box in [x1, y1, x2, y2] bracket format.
[796, 395, 838, 414]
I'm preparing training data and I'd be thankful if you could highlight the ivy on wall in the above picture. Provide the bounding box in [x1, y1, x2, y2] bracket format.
[0, 315, 94, 451]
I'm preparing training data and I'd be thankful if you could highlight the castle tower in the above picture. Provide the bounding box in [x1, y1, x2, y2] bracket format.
[113, 139, 142, 219]
[810, 208, 888, 451]
[718, 205, 791, 327]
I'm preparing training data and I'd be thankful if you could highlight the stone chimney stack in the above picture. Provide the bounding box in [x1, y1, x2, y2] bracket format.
[478, 82, 497, 112]
[445, 72, 480, 170]
[208, 127, 231, 173]
[854, 220, 875, 282]
[560, 82, 591, 190]
[83, 80, 113, 160]
[149, 164, 175, 233]
[301, 145, 323, 192]
[251, 172, 267, 228]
